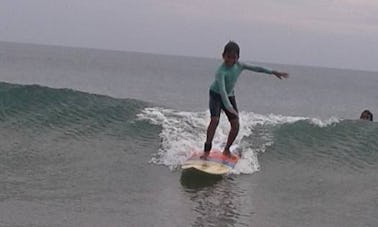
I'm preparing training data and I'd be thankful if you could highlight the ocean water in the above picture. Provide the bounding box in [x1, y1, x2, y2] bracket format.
[0, 41, 377, 227]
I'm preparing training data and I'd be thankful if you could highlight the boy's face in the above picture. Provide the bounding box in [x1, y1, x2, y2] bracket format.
[223, 52, 239, 66]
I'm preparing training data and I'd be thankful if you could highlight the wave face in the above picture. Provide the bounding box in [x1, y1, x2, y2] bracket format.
[0, 82, 148, 137]
[271, 119, 378, 170]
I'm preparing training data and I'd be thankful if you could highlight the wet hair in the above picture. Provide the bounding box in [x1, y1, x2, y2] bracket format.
[360, 110, 373, 121]
[223, 41, 240, 56]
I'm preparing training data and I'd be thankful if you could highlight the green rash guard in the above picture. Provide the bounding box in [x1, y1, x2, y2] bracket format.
[209, 62, 273, 113]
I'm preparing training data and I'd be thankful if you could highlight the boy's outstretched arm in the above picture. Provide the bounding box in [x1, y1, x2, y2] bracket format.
[241, 63, 289, 79]
[272, 71, 289, 79]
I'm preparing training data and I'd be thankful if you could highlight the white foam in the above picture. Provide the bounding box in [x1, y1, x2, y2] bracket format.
[137, 107, 207, 169]
[309, 116, 340, 127]
[137, 107, 337, 174]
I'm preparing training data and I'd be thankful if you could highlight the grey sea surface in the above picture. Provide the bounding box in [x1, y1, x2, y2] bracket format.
[0, 42, 377, 227]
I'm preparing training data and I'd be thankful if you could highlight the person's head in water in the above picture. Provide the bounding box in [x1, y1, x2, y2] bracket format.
[222, 41, 240, 66]
[360, 110, 373, 121]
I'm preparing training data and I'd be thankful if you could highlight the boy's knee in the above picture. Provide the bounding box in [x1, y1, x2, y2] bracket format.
[230, 119, 239, 128]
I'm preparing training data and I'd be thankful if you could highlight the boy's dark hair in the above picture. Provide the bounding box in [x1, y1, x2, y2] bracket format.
[223, 41, 240, 56]
[360, 109, 373, 121]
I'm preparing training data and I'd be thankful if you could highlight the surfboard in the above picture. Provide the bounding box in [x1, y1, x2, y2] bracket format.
[182, 149, 239, 175]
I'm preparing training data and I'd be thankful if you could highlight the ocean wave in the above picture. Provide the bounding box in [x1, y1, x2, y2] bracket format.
[4, 82, 375, 174]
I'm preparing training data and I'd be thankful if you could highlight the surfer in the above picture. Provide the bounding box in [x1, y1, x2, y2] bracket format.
[202, 41, 289, 159]
[360, 110, 373, 121]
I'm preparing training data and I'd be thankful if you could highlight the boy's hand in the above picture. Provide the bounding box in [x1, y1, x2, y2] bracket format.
[272, 71, 289, 79]
[227, 108, 238, 118]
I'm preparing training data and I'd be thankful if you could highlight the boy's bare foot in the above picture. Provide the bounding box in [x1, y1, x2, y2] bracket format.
[200, 151, 209, 160]
[201, 142, 212, 159]
[223, 150, 232, 158]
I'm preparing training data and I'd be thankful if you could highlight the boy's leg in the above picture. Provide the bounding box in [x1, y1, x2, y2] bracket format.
[202, 91, 221, 159]
[223, 118, 239, 156]
[205, 117, 219, 147]
[223, 96, 239, 157]
[201, 117, 219, 159]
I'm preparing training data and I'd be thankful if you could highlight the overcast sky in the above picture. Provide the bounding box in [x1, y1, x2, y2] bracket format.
[1, 0, 377, 71]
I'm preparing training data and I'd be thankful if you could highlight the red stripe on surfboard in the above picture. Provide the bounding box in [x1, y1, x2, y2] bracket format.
[189, 149, 239, 167]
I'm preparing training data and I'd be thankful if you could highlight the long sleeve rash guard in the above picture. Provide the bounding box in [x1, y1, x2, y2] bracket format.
[209, 62, 273, 113]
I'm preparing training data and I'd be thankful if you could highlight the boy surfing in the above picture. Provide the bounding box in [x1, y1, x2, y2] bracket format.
[202, 41, 289, 159]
